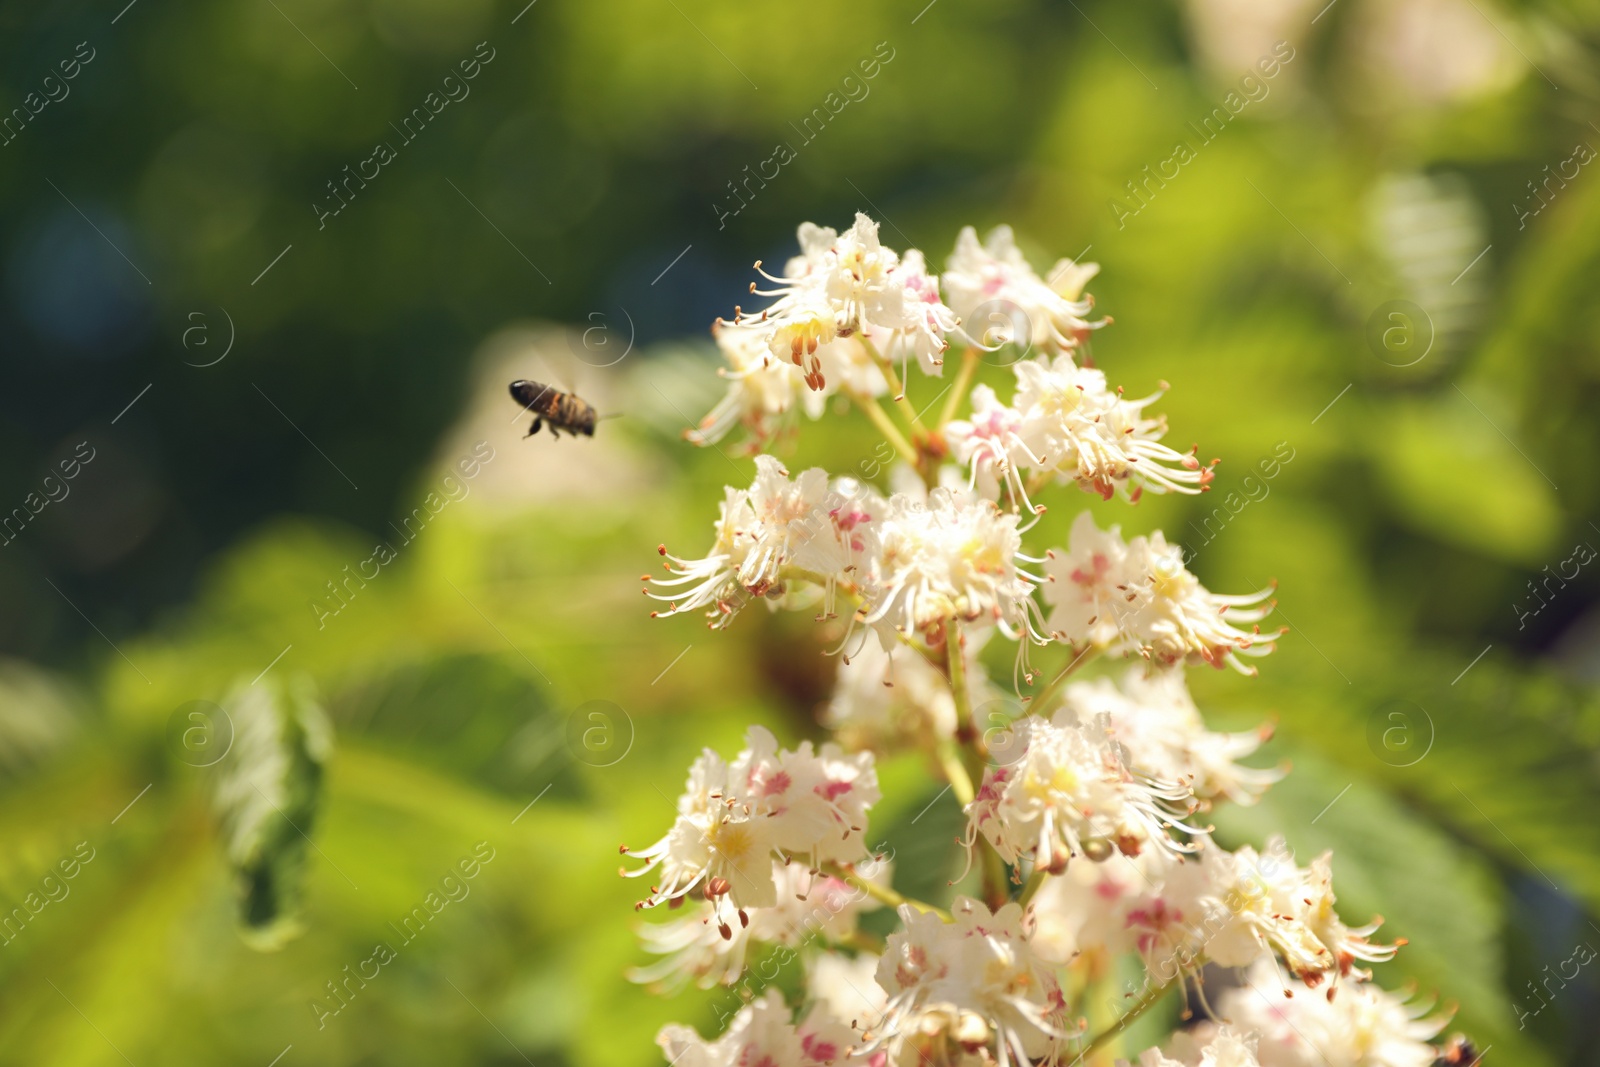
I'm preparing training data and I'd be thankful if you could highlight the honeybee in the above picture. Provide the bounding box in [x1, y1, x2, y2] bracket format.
[1434, 1037, 1480, 1067]
[509, 379, 598, 438]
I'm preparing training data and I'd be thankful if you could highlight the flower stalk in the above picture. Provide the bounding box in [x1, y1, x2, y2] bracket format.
[634, 212, 1446, 1067]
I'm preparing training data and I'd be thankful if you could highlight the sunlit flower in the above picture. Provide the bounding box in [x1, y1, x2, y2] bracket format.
[724, 214, 950, 395]
[1154, 839, 1400, 987]
[1131, 1025, 1262, 1067]
[688, 324, 816, 449]
[966, 714, 1202, 873]
[1041, 514, 1280, 672]
[809, 950, 890, 1032]
[1027, 848, 1169, 965]
[657, 989, 866, 1067]
[622, 727, 880, 922]
[630, 859, 889, 991]
[875, 248, 961, 379]
[861, 488, 1040, 641]
[1060, 668, 1280, 807]
[642, 213, 1461, 1067]
[648, 457, 879, 628]
[943, 225, 1104, 354]
[1039, 511, 1137, 649]
[1123, 529, 1280, 672]
[1195, 959, 1446, 1067]
[824, 632, 995, 749]
[870, 897, 1068, 1067]
[1013, 355, 1212, 502]
[945, 384, 1047, 519]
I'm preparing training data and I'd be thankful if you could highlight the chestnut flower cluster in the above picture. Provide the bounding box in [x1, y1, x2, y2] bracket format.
[626, 216, 1465, 1067]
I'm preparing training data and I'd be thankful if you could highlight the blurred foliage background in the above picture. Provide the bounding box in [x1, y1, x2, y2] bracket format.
[3, 0, 1600, 1063]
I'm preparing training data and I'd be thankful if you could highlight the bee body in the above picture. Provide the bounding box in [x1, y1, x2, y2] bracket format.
[509, 379, 597, 438]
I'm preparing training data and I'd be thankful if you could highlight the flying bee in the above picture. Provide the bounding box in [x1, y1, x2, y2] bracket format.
[509, 379, 598, 439]
[1434, 1037, 1479, 1067]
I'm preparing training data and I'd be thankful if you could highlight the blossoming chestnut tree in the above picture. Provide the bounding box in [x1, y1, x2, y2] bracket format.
[623, 214, 1473, 1067]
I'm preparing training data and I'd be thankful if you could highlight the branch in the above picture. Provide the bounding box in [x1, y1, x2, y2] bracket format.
[938, 345, 981, 429]
[847, 388, 919, 469]
[1069, 981, 1173, 1065]
[859, 332, 927, 437]
[816, 859, 952, 922]
[1018, 866, 1050, 907]
[946, 622, 1009, 908]
[1028, 645, 1100, 715]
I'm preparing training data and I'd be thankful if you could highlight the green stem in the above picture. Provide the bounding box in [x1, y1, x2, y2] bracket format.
[1073, 981, 1173, 1063]
[1018, 867, 1049, 907]
[829, 928, 887, 955]
[946, 622, 1008, 909]
[817, 859, 952, 922]
[859, 333, 926, 427]
[1028, 646, 1100, 715]
[936, 738, 976, 807]
[939, 345, 981, 430]
[857, 333, 903, 397]
[945, 621, 987, 773]
[848, 388, 919, 468]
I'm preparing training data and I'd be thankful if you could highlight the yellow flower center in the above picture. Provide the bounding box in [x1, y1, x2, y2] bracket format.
[707, 821, 756, 862]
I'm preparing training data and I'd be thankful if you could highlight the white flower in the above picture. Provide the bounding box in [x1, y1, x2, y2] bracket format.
[1030, 847, 1235, 981]
[623, 726, 880, 918]
[792, 477, 891, 620]
[1197, 959, 1446, 1067]
[1012, 355, 1213, 501]
[1039, 511, 1135, 650]
[743, 726, 881, 866]
[688, 324, 818, 449]
[809, 950, 890, 1032]
[1132, 1026, 1262, 1067]
[1125, 530, 1280, 672]
[946, 359, 1211, 512]
[875, 248, 961, 378]
[1029, 839, 1396, 991]
[1041, 514, 1280, 673]
[630, 859, 890, 991]
[1059, 668, 1280, 808]
[861, 487, 1040, 641]
[657, 989, 866, 1067]
[966, 715, 1201, 872]
[824, 630, 1002, 750]
[945, 385, 1048, 519]
[871, 896, 1068, 1067]
[649, 457, 880, 628]
[725, 214, 951, 395]
[1150, 840, 1400, 987]
[1027, 848, 1170, 965]
[943, 225, 1103, 354]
